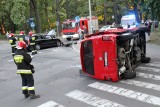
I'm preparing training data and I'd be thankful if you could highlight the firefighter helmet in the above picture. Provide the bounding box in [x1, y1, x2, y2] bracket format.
[9, 33, 14, 37]
[20, 31, 24, 35]
[29, 31, 33, 36]
[17, 41, 27, 49]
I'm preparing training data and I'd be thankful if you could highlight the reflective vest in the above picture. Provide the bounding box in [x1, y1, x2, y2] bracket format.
[8, 37, 16, 47]
[29, 36, 36, 45]
[14, 49, 32, 74]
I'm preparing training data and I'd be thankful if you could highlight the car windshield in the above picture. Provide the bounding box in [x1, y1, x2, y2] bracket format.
[62, 21, 76, 29]
[47, 29, 56, 36]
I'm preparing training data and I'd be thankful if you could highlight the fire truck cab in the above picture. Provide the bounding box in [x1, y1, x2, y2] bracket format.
[62, 16, 99, 41]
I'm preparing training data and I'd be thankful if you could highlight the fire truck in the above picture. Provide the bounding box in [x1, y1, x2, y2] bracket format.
[62, 16, 99, 41]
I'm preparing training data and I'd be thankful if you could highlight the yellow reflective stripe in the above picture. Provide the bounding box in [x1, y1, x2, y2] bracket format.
[28, 87, 34, 90]
[32, 37, 35, 40]
[11, 45, 16, 47]
[9, 40, 13, 43]
[22, 86, 28, 90]
[14, 55, 24, 63]
[30, 43, 35, 45]
[12, 53, 15, 55]
[17, 70, 32, 74]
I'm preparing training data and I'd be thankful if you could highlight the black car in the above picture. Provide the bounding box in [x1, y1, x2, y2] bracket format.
[33, 34, 62, 51]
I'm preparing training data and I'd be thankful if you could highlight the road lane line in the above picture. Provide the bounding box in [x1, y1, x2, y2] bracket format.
[120, 80, 160, 91]
[137, 72, 160, 81]
[136, 66, 160, 73]
[66, 90, 126, 107]
[37, 101, 64, 107]
[88, 82, 160, 106]
[145, 63, 160, 68]
[8, 59, 14, 62]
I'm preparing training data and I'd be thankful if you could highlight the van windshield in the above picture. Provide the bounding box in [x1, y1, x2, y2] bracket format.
[121, 20, 135, 26]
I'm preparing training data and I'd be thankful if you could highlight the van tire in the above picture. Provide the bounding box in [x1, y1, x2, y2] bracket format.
[122, 70, 136, 79]
[141, 57, 150, 63]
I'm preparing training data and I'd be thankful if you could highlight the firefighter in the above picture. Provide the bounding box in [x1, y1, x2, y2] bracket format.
[14, 41, 40, 99]
[28, 31, 37, 55]
[8, 33, 17, 56]
[18, 31, 29, 45]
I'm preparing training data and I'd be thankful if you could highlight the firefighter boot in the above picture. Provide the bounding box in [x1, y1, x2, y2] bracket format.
[30, 94, 40, 99]
[24, 94, 30, 98]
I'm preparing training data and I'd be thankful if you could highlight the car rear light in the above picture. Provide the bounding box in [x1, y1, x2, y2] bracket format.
[102, 36, 112, 41]
[104, 52, 108, 66]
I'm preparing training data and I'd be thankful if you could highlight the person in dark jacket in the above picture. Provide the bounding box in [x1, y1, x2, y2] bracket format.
[8, 33, 17, 56]
[14, 41, 40, 99]
[28, 31, 37, 55]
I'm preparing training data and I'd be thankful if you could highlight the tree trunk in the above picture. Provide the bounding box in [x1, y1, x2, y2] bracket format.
[55, 0, 62, 36]
[30, 0, 42, 33]
[44, 2, 51, 30]
[1, 16, 5, 34]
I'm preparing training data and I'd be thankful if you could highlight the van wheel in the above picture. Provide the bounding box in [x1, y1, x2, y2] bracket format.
[141, 57, 150, 63]
[35, 45, 40, 51]
[122, 70, 136, 79]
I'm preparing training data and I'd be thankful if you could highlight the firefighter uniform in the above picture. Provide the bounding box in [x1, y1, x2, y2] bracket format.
[14, 41, 40, 99]
[8, 34, 17, 56]
[29, 35, 37, 55]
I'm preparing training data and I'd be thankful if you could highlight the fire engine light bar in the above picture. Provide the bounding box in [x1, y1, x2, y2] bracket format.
[102, 36, 112, 41]
[104, 52, 108, 66]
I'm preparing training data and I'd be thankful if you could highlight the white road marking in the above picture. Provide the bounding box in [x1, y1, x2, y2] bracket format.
[8, 59, 13, 62]
[72, 44, 80, 53]
[66, 90, 126, 107]
[88, 82, 160, 106]
[145, 63, 160, 68]
[137, 72, 160, 81]
[136, 66, 160, 73]
[120, 80, 160, 91]
[37, 101, 64, 107]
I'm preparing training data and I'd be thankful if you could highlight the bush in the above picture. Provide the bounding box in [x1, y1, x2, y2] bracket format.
[0, 35, 7, 40]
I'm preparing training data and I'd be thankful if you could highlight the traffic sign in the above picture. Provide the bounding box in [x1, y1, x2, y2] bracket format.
[30, 22, 35, 28]
[75, 16, 80, 23]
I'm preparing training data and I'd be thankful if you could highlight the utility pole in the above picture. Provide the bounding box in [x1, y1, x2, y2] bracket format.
[89, 0, 93, 34]
[104, 0, 107, 25]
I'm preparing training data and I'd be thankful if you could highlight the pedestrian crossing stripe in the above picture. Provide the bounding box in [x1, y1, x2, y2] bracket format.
[120, 80, 160, 91]
[88, 82, 160, 106]
[66, 90, 126, 107]
[37, 101, 64, 107]
[145, 62, 160, 68]
[136, 66, 160, 72]
[137, 72, 160, 81]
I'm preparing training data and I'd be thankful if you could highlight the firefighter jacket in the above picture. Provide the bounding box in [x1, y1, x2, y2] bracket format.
[8, 37, 16, 47]
[29, 36, 36, 45]
[14, 49, 32, 74]
[18, 35, 28, 45]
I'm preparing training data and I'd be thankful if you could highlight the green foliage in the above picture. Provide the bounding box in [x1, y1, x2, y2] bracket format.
[10, 0, 29, 25]
[0, 0, 160, 33]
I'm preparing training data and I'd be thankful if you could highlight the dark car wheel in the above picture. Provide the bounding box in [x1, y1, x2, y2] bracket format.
[35, 44, 40, 51]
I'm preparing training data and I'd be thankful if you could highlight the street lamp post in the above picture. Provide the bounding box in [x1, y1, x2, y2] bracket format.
[89, 0, 93, 34]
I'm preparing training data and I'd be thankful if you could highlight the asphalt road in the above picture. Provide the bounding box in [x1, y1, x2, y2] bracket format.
[0, 40, 160, 107]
